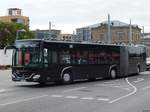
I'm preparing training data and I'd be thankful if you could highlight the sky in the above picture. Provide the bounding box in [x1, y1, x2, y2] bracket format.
[0, 0, 150, 34]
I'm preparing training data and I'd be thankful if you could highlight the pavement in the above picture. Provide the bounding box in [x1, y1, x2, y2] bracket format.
[0, 70, 150, 112]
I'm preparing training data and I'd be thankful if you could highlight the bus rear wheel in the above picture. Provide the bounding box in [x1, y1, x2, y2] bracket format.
[62, 73, 72, 84]
[110, 68, 117, 79]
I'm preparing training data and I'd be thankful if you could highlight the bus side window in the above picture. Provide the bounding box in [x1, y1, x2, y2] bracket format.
[89, 51, 100, 64]
[98, 52, 106, 64]
[88, 51, 95, 64]
[70, 51, 88, 64]
[43, 48, 48, 67]
[71, 52, 77, 64]
[59, 51, 71, 64]
[77, 51, 88, 64]
[47, 50, 58, 64]
[44, 49, 48, 62]
[52, 51, 58, 64]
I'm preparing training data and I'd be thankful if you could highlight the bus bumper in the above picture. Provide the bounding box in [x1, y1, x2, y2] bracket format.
[12, 72, 41, 82]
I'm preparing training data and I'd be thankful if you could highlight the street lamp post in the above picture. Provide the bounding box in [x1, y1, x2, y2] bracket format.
[108, 14, 111, 44]
[142, 26, 145, 38]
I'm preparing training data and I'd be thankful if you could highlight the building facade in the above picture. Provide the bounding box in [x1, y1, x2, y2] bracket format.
[60, 34, 76, 41]
[91, 20, 141, 44]
[76, 20, 141, 44]
[141, 33, 150, 56]
[0, 8, 29, 27]
[33, 29, 61, 40]
[76, 27, 91, 41]
[76, 24, 100, 41]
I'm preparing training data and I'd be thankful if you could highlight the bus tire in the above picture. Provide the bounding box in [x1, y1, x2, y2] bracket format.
[110, 68, 117, 79]
[62, 72, 72, 84]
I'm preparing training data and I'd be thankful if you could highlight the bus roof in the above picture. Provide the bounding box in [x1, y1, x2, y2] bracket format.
[15, 39, 144, 47]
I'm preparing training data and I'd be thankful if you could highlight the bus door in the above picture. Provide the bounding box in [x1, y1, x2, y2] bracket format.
[43, 48, 59, 76]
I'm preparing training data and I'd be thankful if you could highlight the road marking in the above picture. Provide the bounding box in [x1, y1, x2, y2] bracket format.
[0, 95, 48, 106]
[109, 78, 137, 103]
[103, 80, 120, 84]
[113, 86, 131, 91]
[62, 87, 86, 93]
[97, 98, 110, 101]
[80, 97, 94, 100]
[95, 84, 131, 91]
[95, 83, 120, 86]
[0, 89, 6, 93]
[50, 95, 110, 102]
[65, 96, 79, 99]
[0, 89, 17, 93]
[50, 94, 63, 98]
[142, 86, 150, 90]
[133, 78, 144, 83]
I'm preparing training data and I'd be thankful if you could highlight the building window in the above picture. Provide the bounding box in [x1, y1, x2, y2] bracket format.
[100, 34, 104, 42]
[11, 19, 17, 23]
[136, 33, 139, 41]
[117, 32, 125, 43]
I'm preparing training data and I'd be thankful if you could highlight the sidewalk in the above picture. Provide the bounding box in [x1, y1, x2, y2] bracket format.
[0, 65, 11, 70]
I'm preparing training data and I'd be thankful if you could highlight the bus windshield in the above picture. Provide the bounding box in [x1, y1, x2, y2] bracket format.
[13, 41, 41, 67]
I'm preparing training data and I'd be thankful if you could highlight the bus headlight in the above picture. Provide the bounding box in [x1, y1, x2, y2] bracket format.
[33, 74, 40, 80]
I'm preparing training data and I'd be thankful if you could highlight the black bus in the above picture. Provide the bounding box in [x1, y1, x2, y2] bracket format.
[5, 39, 146, 84]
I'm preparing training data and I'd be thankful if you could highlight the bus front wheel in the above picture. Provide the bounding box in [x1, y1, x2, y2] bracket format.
[110, 68, 117, 79]
[62, 72, 72, 84]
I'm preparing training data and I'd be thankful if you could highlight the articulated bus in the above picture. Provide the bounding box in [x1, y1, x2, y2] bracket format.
[5, 39, 146, 84]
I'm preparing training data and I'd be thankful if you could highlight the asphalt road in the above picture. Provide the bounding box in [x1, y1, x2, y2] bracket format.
[0, 70, 150, 112]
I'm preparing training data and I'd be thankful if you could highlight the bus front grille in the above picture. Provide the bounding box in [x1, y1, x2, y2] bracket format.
[14, 71, 33, 79]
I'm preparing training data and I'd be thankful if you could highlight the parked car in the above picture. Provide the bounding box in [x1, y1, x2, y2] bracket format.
[146, 57, 150, 70]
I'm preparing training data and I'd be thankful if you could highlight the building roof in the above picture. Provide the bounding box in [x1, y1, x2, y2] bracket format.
[143, 34, 150, 38]
[8, 8, 21, 10]
[102, 20, 129, 27]
[33, 29, 61, 31]
[32, 29, 61, 33]
[141, 33, 150, 42]
[78, 20, 139, 29]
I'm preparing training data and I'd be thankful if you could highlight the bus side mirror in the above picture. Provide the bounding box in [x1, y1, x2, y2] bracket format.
[4, 46, 16, 54]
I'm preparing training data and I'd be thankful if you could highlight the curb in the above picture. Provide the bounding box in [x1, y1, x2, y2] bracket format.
[0, 65, 11, 70]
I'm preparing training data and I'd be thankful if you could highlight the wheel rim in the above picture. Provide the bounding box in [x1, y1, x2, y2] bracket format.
[111, 69, 116, 78]
[63, 73, 70, 82]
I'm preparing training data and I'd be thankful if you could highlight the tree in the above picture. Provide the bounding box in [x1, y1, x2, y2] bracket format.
[0, 22, 34, 49]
